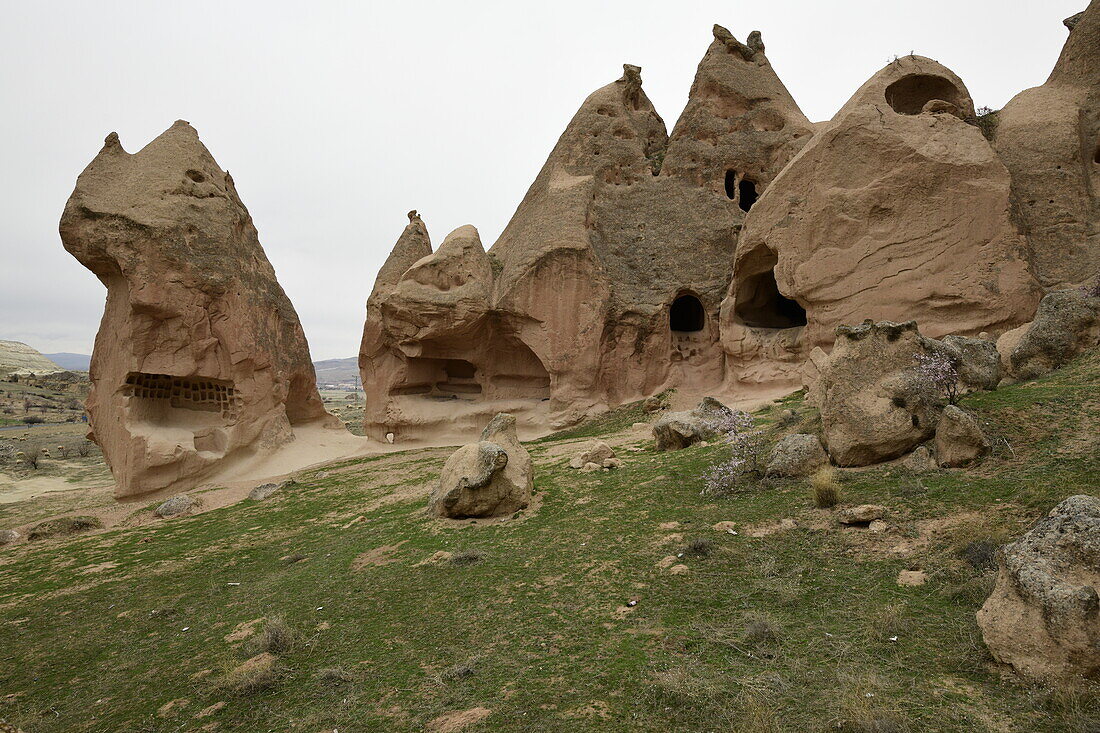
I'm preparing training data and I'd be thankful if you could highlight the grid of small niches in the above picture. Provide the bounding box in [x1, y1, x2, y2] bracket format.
[123, 372, 241, 419]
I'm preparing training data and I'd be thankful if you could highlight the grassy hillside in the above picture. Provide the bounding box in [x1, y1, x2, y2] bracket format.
[0, 352, 1097, 732]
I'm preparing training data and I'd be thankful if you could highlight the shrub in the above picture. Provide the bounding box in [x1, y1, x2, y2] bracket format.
[23, 415, 44, 425]
[449, 549, 485, 566]
[914, 351, 960, 405]
[27, 515, 102, 540]
[681, 537, 715, 558]
[249, 616, 297, 655]
[701, 411, 767, 497]
[77, 441, 91, 457]
[957, 539, 999, 572]
[809, 466, 841, 508]
[217, 653, 284, 695]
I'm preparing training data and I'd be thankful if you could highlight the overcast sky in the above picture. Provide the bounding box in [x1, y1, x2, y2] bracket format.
[0, 0, 1083, 361]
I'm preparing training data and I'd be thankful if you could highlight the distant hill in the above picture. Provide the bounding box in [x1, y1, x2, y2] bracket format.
[0, 340, 63, 377]
[313, 357, 360, 386]
[43, 352, 91, 372]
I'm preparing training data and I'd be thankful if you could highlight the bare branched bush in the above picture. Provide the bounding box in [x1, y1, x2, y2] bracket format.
[449, 549, 486, 566]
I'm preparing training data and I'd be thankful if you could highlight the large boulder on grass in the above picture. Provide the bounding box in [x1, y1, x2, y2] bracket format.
[154, 494, 198, 518]
[765, 434, 828, 477]
[1006, 289, 1100, 380]
[569, 440, 617, 469]
[429, 413, 532, 518]
[977, 495, 1100, 683]
[942, 335, 1001, 392]
[934, 406, 990, 467]
[817, 320, 947, 466]
[652, 397, 733, 451]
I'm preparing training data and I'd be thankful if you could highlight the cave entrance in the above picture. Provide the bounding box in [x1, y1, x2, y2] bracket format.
[738, 179, 758, 211]
[735, 267, 806, 329]
[670, 294, 705, 333]
[884, 74, 966, 115]
[392, 357, 482, 397]
[724, 170, 737, 199]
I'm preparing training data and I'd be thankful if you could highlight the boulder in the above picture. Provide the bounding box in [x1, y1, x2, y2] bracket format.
[653, 397, 733, 451]
[721, 55, 1039, 386]
[934, 406, 990, 468]
[977, 495, 1100, 682]
[59, 121, 338, 499]
[569, 440, 617, 469]
[816, 321, 947, 466]
[765, 433, 828, 477]
[154, 494, 198, 518]
[248, 480, 295, 501]
[429, 413, 532, 518]
[899, 444, 937, 472]
[0, 529, 20, 545]
[1007, 289, 1100, 380]
[837, 505, 886, 525]
[942, 335, 1001, 392]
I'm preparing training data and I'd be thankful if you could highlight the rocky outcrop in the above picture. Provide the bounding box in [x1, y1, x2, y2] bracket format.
[60, 122, 337, 498]
[977, 495, 1100, 682]
[721, 55, 1040, 386]
[0, 341, 63, 378]
[765, 433, 828, 477]
[429, 413, 532, 518]
[653, 397, 733, 451]
[942, 335, 1001, 392]
[569, 440, 619, 470]
[1004, 288, 1100, 380]
[934, 406, 990, 467]
[817, 321, 949, 466]
[154, 494, 198, 518]
[992, 2, 1100, 289]
[363, 27, 815, 440]
[837, 505, 886, 525]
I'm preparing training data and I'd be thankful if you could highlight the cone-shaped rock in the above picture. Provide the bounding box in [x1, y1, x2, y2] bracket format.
[720, 56, 1041, 389]
[60, 121, 337, 498]
[993, 0, 1100, 288]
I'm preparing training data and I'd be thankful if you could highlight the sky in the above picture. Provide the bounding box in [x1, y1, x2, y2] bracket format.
[0, 0, 1084, 361]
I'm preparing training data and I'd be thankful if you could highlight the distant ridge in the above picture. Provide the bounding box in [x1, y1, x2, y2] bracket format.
[0, 340, 64, 376]
[43, 352, 91, 371]
[313, 357, 359, 387]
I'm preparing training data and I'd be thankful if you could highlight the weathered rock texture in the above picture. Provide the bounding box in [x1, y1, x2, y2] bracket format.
[934, 406, 990, 467]
[721, 55, 1040, 388]
[992, 2, 1100, 289]
[429, 413, 533, 518]
[816, 321, 949, 466]
[765, 433, 828, 477]
[977, 495, 1100, 682]
[0, 341, 63, 378]
[362, 27, 814, 440]
[60, 121, 336, 498]
[653, 396, 733, 451]
[1005, 288, 1100, 380]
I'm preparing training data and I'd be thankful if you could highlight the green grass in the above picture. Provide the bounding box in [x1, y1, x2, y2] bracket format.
[0, 353, 1097, 731]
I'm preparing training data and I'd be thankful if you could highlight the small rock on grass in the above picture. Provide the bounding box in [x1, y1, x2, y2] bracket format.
[155, 494, 198, 518]
[0, 529, 20, 545]
[837, 504, 886, 525]
[897, 570, 927, 586]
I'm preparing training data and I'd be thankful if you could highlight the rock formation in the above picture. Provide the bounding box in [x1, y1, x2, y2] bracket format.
[815, 321, 948, 466]
[0, 341, 63, 379]
[60, 121, 337, 498]
[362, 27, 815, 439]
[977, 495, 1100, 682]
[765, 433, 828, 477]
[652, 396, 733, 451]
[992, 2, 1100, 289]
[429, 413, 533, 518]
[934, 406, 990, 467]
[721, 55, 1040, 389]
[1001, 288, 1100, 380]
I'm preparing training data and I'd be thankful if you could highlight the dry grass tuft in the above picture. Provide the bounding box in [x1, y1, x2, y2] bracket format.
[249, 616, 297, 655]
[448, 549, 486, 566]
[216, 653, 284, 696]
[27, 515, 102, 541]
[809, 466, 841, 508]
[682, 537, 716, 558]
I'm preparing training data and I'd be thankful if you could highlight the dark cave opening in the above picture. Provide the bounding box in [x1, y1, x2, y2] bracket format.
[735, 268, 806, 329]
[724, 169, 737, 200]
[738, 178, 758, 212]
[884, 74, 966, 115]
[670, 294, 705, 333]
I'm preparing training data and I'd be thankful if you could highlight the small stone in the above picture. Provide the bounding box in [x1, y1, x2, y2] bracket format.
[897, 570, 927, 586]
[837, 504, 886, 525]
[0, 529, 20, 545]
[668, 564, 690, 575]
[154, 494, 198, 518]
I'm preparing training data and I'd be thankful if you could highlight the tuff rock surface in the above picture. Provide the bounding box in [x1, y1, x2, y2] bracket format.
[934, 406, 990, 467]
[765, 433, 828, 477]
[1005, 288, 1100, 380]
[721, 55, 1040, 388]
[653, 397, 733, 451]
[992, 2, 1100, 289]
[977, 495, 1100, 682]
[429, 413, 533, 518]
[816, 321, 948, 466]
[60, 121, 337, 498]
